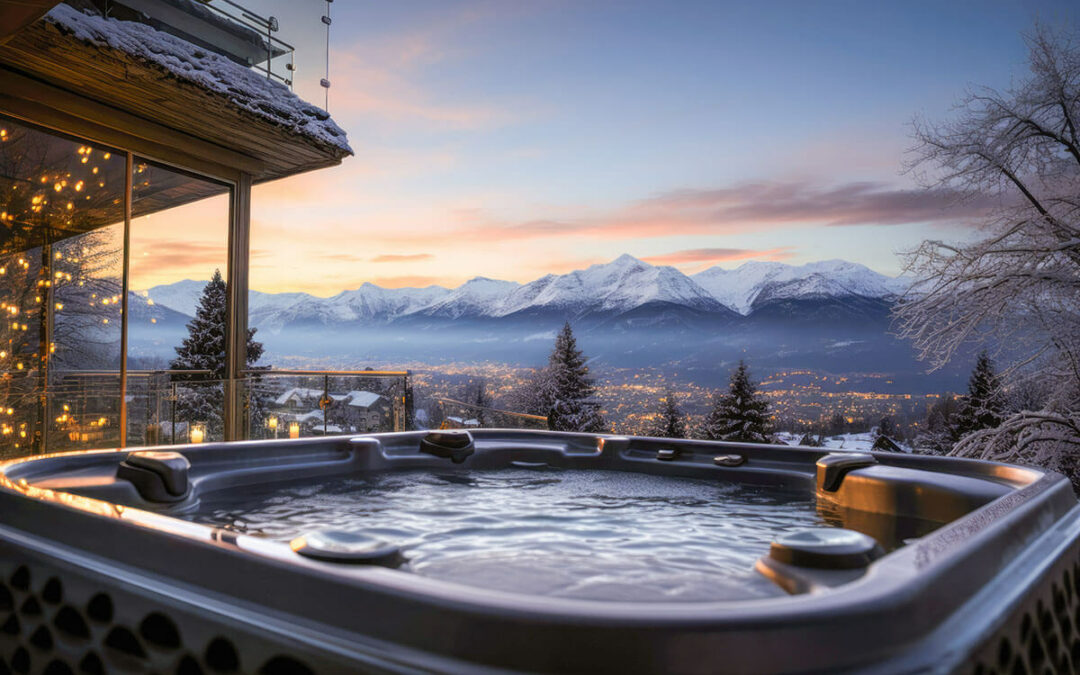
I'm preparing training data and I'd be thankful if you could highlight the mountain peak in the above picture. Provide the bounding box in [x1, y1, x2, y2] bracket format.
[607, 253, 649, 269]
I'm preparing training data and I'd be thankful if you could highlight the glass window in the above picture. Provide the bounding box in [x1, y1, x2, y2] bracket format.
[127, 160, 229, 446]
[0, 114, 125, 457]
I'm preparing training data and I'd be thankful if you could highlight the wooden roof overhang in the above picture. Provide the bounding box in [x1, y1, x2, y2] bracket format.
[0, 8, 350, 185]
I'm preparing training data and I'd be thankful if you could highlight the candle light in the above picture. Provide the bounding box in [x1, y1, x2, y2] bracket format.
[289, 422, 300, 439]
[190, 424, 205, 444]
[268, 416, 279, 439]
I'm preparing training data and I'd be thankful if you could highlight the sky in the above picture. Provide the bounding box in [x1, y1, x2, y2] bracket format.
[137, 0, 1076, 295]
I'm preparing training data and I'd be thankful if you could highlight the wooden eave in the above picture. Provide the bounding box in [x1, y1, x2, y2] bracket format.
[0, 14, 350, 183]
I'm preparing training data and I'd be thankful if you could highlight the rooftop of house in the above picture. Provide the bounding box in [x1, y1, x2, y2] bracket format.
[0, 1, 351, 181]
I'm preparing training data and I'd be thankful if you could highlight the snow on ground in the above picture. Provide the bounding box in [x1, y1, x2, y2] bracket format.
[45, 4, 351, 153]
[774, 431, 912, 452]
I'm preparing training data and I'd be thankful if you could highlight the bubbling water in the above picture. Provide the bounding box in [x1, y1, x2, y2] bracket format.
[185, 468, 829, 602]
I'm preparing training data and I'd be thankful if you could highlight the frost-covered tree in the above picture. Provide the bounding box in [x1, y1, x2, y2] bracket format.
[170, 270, 264, 440]
[703, 361, 771, 443]
[876, 416, 898, 440]
[898, 24, 1080, 480]
[955, 352, 1005, 436]
[649, 389, 687, 438]
[544, 322, 606, 433]
[916, 396, 964, 456]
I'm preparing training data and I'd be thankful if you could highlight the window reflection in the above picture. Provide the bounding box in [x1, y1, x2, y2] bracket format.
[0, 114, 125, 456]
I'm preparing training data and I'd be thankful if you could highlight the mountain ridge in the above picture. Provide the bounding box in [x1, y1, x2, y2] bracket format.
[140, 256, 906, 329]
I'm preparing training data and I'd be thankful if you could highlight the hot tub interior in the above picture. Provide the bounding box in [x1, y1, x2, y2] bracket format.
[179, 466, 943, 602]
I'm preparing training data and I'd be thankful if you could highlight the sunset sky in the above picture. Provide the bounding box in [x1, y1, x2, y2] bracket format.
[134, 0, 1075, 295]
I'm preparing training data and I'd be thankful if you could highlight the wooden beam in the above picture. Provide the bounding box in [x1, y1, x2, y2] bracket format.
[0, 0, 58, 45]
[0, 67, 261, 178]
[224, 172, 250, 441]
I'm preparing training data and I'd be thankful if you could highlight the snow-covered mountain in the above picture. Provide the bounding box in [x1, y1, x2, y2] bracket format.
[691, 259, 908, 315]
[142, 256, 907, 328]
[496, 254, 726, 317]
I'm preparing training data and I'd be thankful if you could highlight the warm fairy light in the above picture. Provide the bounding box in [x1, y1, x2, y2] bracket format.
[15, 363, 22, 370]
[55, 303, 63, 311]
[102, 318, 108, 324]
[103, 153, 110, 159]
[53, 182, 62, 192]
[150, 318, 157, 324]
[74, 181, 83, 192]
[92, 167, 98, 174]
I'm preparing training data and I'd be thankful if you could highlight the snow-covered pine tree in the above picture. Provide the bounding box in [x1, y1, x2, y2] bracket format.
[649, 389, 687, 438]
[915, 396, 963, 455]
[170, 270, 265, 440]
[703, 361, 771, 443]
[954, 351, 1004, 436]
[876, 416, 897, 440]
[545, 322, 606, 433]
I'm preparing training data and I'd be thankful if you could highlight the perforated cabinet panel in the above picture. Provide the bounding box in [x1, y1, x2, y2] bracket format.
[0, 549, 360, 675]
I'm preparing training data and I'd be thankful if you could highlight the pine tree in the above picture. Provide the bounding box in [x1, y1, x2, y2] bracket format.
[170, 270, 265, 440]
[544, 322, 606, 433]
[649, 389, 686, 438]
[703, 361, 771, 443]
[955, 351, 1004, 436]
[915, 395, 963, 455]
[876, 416, 897, 440]
[463, 378, 491, 427]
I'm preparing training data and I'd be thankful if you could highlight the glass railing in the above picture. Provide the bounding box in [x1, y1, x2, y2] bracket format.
[0, 368, 550, 459]
[429, 396, 548, 431]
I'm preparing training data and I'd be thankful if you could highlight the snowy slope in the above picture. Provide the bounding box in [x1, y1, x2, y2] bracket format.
[412, 277, 520, 319]
[327, 283, 450, 321]
[497, 254, 724, 316]
[693, 260, 908, 315]
[139, 280, 207, 317]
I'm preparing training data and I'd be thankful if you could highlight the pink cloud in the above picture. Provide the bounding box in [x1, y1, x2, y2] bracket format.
[641, 247, 796, 266]
[384, 180, 993, 246]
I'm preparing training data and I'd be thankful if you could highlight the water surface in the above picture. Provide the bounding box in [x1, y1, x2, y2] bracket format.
[185, 468, 830, 602]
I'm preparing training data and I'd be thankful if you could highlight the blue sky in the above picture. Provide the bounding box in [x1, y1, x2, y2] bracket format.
[225, 0, 1078, 294]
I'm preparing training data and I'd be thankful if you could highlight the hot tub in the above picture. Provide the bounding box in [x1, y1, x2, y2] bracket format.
[1, 430, 1078, 674]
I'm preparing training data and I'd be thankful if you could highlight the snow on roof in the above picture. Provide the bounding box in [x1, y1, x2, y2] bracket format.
[296, 409, 324, 423]
[346, 391, 382, 408]
[44, 4, 351, 154]
[274, 387, 349, 405]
